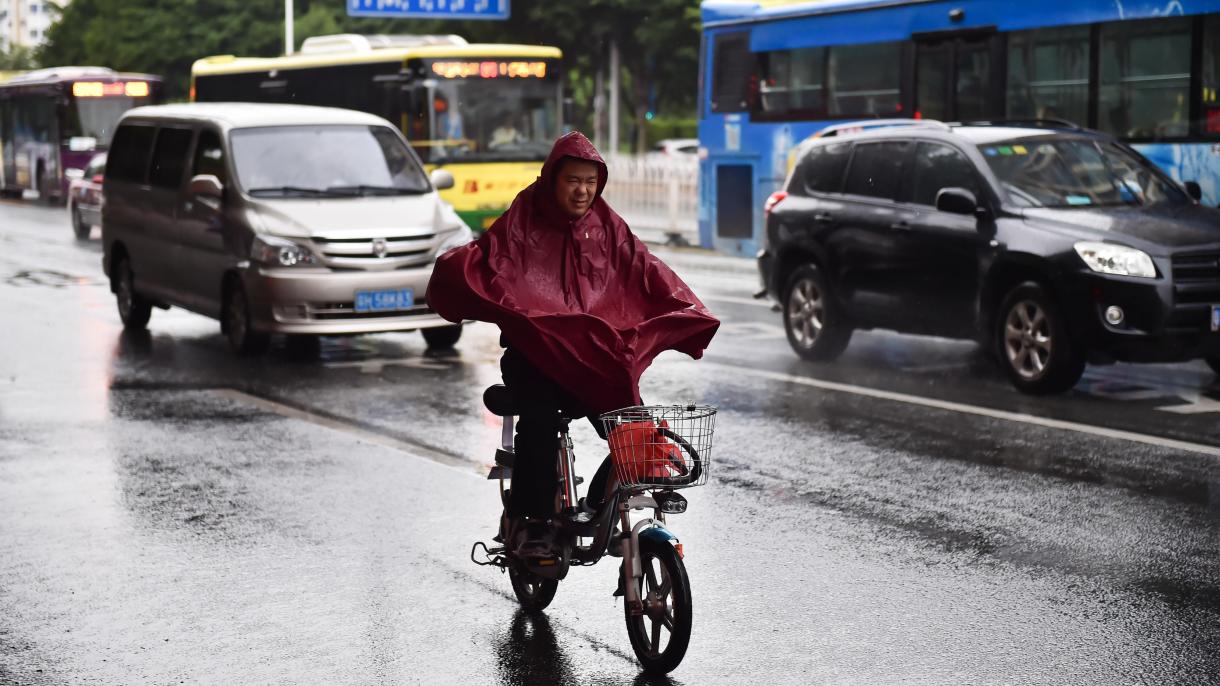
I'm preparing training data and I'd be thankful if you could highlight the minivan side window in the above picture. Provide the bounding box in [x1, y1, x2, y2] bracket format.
[148, 128, 194, 190]
[107, 124, 156, 183]
[909, 143, 981, 207]
[843, 141, 910, 200]
[800, 142, 852, 194]
[192, 129, 227, 185]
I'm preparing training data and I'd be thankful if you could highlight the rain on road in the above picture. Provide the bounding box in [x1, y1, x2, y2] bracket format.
[2, 200, 1219, 685]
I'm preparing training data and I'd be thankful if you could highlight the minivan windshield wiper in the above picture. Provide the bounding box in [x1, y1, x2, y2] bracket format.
[247, 185, 344, 198]
[325, 184, 425, 197]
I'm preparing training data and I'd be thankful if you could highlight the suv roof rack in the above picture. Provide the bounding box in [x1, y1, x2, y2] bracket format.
[951, 118, 1082, 130]
[812, 118, 952, 139]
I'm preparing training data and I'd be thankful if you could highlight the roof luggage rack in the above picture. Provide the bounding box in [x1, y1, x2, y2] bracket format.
[812, 118, 951, 139]
[951, 118, 1083, 130]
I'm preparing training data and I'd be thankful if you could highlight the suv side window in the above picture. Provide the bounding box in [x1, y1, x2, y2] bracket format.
[107, 124, 155, 183]
[148, 128, 194, 190]
[798, 142, 852, 194]
[843, 141, 910, 201]
[191, 129, 227, 186]
[909, 142, 981, 207]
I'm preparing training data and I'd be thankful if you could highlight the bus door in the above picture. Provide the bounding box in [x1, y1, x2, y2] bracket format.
[913, 30, 1004, 122]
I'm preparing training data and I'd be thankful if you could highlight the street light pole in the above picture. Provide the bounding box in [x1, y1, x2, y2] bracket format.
[285, 0, 295, 55]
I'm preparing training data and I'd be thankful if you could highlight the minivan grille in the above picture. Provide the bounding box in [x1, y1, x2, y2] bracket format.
[309, 233, 437, 267]
[1171, 252, 1220, 305]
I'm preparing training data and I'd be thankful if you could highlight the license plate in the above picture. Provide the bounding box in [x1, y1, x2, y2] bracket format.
[1213, 305, 1220, 332]
[355, 288, 414, 313]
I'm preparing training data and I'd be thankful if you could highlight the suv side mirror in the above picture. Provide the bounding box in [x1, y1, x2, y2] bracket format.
[936, 187, 978, 216]
[430, 169, 455, 191]
[189, 174, 223, 199]
[1183, 181, 1202, 202]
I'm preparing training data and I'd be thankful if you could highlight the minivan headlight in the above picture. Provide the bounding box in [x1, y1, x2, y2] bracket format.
[1073, 242, 1156, 279]
[436, 224, 473, 255]
[251, 235, 316, 267]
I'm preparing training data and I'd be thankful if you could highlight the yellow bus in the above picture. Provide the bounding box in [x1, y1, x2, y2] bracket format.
[191, 34, 563, 231]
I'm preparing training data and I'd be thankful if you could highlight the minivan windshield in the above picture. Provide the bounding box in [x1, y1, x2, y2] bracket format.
[979, 138, 1188, 209]
[231, 125, 431, 198]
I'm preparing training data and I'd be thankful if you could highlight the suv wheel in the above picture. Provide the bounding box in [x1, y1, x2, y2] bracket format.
[224, 281, 270, 355]
[996, 282, 1084, 394]
[422, 324, 463, 349]
[70, 202, 90, 239]
[114, 256, 152, 330]
[782, 264, 851, 361]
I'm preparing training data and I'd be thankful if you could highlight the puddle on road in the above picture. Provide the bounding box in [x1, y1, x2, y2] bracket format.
[5, 269, 102, 288]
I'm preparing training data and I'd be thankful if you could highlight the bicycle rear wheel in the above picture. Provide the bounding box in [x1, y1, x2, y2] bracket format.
[509, 565, 558, 612]
[624, 537, 692, 673]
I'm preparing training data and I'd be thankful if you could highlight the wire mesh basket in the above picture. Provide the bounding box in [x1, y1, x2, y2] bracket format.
[599, 405, 717, 490]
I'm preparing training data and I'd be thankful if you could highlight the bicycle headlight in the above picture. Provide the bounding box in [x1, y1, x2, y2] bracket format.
[251, 235, 316, 267]
[1073, 242, 1156, 279]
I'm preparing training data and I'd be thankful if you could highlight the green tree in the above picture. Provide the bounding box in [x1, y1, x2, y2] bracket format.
[0, 45, 38, 70]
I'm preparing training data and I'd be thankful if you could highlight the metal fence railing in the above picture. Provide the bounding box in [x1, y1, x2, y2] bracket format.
[601, 154, 699, 246]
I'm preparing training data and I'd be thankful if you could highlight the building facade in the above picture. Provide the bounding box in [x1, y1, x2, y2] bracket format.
[1, 0, 65, 53]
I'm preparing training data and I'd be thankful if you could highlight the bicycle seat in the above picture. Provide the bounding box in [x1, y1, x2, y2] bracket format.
[483, 384, 520, 417]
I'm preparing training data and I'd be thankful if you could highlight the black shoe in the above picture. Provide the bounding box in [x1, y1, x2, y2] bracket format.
[606, 526, 624, 558]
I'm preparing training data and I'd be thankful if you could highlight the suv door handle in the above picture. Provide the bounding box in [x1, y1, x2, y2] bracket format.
[813, 213, 833, 224]
[890, 220, 911, 231]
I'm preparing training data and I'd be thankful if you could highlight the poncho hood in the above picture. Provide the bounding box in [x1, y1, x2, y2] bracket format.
[425, 131, 719, 414]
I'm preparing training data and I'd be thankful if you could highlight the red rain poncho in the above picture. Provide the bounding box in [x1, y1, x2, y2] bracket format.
[425, 132, 720, 414]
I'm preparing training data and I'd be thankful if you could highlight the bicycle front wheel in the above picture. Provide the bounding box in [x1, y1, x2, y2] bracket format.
[509, 565, 558, 613]
[624, 537, 692, 673]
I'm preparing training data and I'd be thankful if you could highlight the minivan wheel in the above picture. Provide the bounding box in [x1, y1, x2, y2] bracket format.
[783, 264, 851, 361]
[422, 324, 463, 349]
[114, 256, 152, 330]
[224, 281, 270, 355]
[996, 282, 1085, 394]
[1206, 356, 1220, 377]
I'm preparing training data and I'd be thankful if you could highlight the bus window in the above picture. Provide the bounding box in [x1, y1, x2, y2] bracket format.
[758, 47, 825, 117]
[711, 32, 752, 113]
[1006, 26, 1090, 126]
[1098, 16, 1191, 139]
[828, 42, 901, 117]
[1202, 15, 1220, 137]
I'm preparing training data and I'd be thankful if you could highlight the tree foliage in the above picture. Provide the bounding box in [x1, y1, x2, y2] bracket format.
[37, 0, 702, 150]
[0, 45, 38, 70]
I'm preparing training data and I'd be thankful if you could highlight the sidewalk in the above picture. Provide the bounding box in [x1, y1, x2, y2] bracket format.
[648, 244, 759, 285]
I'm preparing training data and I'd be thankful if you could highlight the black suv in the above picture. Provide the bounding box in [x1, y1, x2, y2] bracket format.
[758, 121, 1220, 394]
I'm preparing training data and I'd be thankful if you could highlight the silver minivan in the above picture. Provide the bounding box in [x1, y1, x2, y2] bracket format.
[101, 103, 470, 353]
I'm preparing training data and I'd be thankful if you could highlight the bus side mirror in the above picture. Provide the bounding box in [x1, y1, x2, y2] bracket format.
[430, 169, 455, 190]
[935, 187, 978, 215]
[1184, 181, 1202, 202]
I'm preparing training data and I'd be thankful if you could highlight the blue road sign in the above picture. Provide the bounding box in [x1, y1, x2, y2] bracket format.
[347, 0, 510, 20]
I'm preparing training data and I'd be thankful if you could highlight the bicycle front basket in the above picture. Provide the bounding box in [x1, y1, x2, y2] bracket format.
[599, 405, 716, 490]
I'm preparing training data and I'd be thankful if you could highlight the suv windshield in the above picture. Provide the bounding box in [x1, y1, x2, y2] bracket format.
[979, 138, 1188, 208]
[231, 125, 430, 198]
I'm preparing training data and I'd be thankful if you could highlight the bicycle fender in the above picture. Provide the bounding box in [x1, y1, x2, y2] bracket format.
[639, 525, 678, 546]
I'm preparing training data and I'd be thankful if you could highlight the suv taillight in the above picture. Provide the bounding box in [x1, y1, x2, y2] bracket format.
[764, 190, 788, 219]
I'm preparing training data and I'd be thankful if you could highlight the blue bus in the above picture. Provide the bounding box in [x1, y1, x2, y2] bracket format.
[697, 0, 1220, 256]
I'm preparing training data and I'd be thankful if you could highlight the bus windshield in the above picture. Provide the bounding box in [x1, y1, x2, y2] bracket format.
[412, 78, 559, 164]
[65, 95, 153, 148]
[232, 125, 431, 198]
[980, 138, 1189, 209]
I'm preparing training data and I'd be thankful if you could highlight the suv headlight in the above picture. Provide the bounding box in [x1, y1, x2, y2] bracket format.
[1073, 242, 1156, 279]
[251, 235, 317, 267]
[436, 224, 473, 255]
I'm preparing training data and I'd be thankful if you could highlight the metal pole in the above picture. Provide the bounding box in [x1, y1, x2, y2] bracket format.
[285, 0, 294, 55]
[609, 39, 620, 155]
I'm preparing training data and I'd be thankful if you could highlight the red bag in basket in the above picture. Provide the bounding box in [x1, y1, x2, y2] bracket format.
[607, 420, 684, 484]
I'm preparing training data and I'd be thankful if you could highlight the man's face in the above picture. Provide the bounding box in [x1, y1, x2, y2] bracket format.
[554, 159, 599, 218]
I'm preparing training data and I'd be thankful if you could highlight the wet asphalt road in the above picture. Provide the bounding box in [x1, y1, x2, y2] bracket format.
[2, 200, 1220, 685]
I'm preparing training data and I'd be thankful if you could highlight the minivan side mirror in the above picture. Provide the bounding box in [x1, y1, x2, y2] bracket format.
[1183, 181, 1202, 202]
[936, 187, 978, 216]
[430, 169, 455, 191]
[188, 174, 223, 200]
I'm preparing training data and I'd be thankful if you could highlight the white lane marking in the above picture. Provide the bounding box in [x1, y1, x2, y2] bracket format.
[215, 388, 487, 477]
[1158, 393, 1220, 415]
[700, 360, 1220, 458]
[699, 293, 772, 308]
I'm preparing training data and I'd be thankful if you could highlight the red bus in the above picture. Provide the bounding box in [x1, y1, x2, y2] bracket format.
[0, 67, 160, 202]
